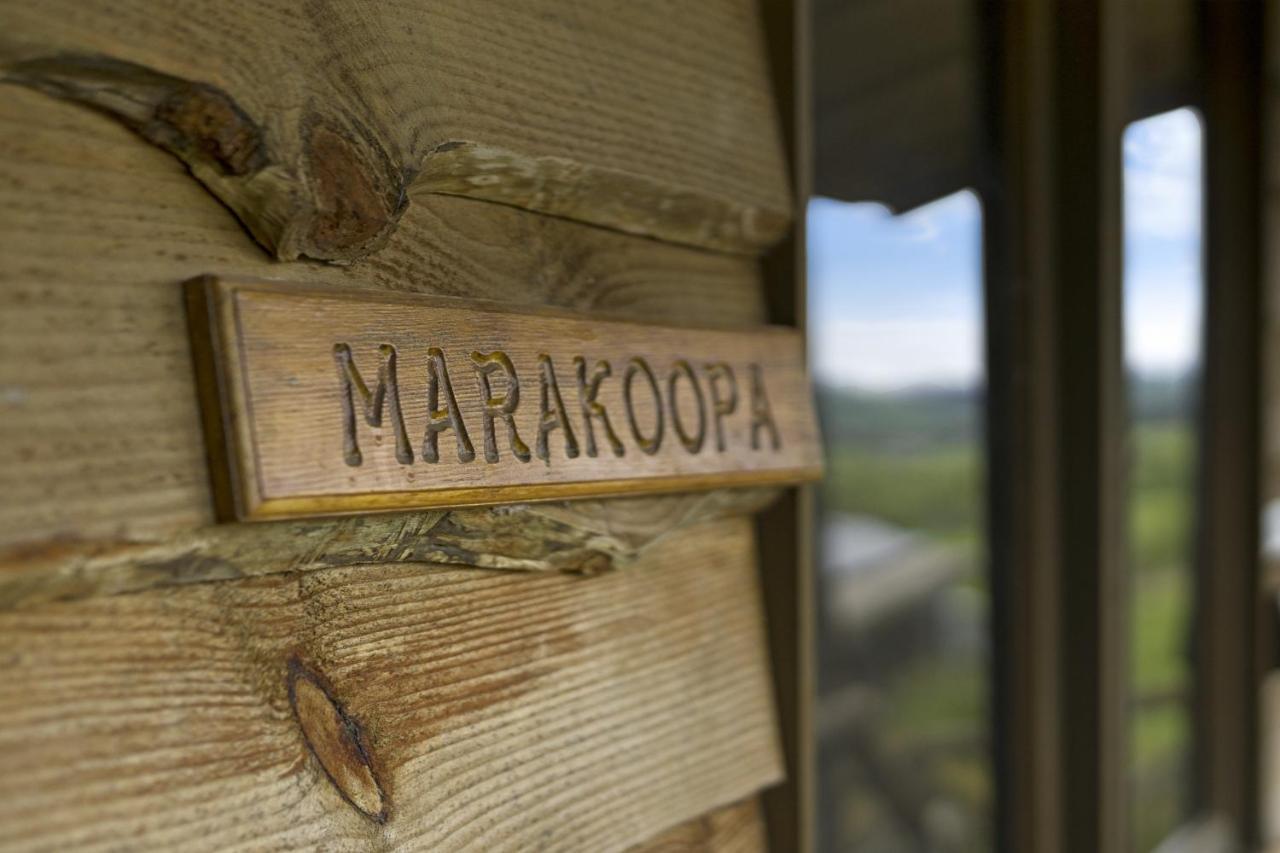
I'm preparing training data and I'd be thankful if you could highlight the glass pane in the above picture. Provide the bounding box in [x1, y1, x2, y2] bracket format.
[809, 191, 990, 852]
[1122, 107, 1203, 851]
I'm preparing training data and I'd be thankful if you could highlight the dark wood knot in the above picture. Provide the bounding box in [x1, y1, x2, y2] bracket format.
[287, 658, 388, 823]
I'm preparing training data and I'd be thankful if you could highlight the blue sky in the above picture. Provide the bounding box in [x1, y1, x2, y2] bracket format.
[808, 108, 1203, 390]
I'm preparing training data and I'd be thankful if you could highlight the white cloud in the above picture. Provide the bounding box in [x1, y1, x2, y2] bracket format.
[900, 213, 940, 244]
[1124, 264, 1202, 374]
[1124, 108, 1200, 173]
[1123, 108, 1202, 241]
[1125, 170, 1199, 241]
[806, 191, 983, 390]
[898, 191, 979, 245]
[1122, 109, 1204, 374]
[811, 317, 981, 390]
[805, 114, 1201, 390]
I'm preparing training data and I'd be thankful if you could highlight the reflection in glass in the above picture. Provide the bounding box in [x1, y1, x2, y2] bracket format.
[809, 191, 989, 852]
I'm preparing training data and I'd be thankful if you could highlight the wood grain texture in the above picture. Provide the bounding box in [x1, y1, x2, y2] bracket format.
[0, 0, 791, 260]
[629, 798, 767, 852]
[0, 518, 783, 852]
[0, 85, 772, 551]
[190, 278, 821, 520]
[0, 6, 801, 851]
[0, 487, 780, 611]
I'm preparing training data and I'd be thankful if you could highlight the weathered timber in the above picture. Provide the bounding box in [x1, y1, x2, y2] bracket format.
[0, 86, 771, 553]
[0, 0, 791, 260]
[628, 798, 768, 852]
[0, 518, 783, 852]
[0, 4, 803, 851]
[0, 488, 780, 611]
[188, 278, 821, 520]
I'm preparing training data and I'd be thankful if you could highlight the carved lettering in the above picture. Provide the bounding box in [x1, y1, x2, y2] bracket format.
[704, 362, 738, 453]
[748, 364, 781, 451]
[422, 347, 475, 464]
[535, 354, 580, 462]
[623, 357, 664, 456]
[471, 350, 531, 463]
[575, 356, 625, 458]
[667, 360, 707, 454]
[333, 343, 412, 467]
[191, 278, 822, 521]
[331, 347, 783, 466]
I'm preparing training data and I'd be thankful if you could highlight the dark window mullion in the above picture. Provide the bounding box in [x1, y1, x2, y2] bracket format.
[1194, 0, 1265, 843]
[983, 1, 1130, 850]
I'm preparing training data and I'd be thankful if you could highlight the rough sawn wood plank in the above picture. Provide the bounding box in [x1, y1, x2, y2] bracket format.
[0, 518, 782, 852]
[0, 86, 772, 552]
[0, 0, 791, 259]
[629, 797, 768, 852]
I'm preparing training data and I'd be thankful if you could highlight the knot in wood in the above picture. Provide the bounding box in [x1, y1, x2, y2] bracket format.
[287, 659, 388, 822]
[153, 84, 265, 176]
[304, 124, 406, 259]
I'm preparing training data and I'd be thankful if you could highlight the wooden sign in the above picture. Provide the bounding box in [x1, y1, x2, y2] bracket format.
[187, 277, 823, 520]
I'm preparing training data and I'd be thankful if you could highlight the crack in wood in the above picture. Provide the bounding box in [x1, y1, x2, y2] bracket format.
[1, 49, 789, 262]
[0, 488, 779, 611]
[2, 54, 407, 263]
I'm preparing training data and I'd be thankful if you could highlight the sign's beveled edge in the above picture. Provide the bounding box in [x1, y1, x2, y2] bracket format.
[249, 467, 824, 520]
[186, 274, 825, 522]
[202, 276, 816, 338]
[185, 276, 244, 521]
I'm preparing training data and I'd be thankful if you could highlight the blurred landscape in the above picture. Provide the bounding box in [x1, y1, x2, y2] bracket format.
[816, 372, 1196, 852]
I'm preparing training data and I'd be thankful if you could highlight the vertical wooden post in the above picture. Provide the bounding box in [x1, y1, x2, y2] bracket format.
[1053, 4, 1129, 851]
[982, 0, 1129, 850]
[758, 0, 814, 850]
[1195, 0, 1264, 844]
[981, 2, 1061, 849]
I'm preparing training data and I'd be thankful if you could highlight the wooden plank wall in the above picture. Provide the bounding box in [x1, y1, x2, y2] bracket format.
[0, 1, 800, 849]
[0, 519, 778, 851]
[1, 0, 791, 260]
[0, 84, 774, 550]
[631, 800, 769, 852]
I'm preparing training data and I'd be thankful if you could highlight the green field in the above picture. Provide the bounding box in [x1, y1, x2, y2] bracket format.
[818, 379, 1195, 852]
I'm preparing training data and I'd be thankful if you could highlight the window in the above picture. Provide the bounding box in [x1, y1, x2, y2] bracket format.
[1122, 107, 1204, 852]
[809, 191, 990, 852]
